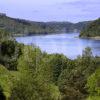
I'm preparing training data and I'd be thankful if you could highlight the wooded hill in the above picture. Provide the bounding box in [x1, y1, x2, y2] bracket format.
[0, 33, 100, 100]
[80, 18, 100, 37]
[0, 14, 91, 36]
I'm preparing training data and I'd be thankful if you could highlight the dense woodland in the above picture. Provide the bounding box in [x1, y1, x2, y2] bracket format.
[0, 14, 91, 36]
[0, 20, 100, 100]
[80, 18, 100, 37]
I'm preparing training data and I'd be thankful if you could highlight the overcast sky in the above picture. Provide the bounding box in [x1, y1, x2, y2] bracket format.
[0, 0, 100, 22]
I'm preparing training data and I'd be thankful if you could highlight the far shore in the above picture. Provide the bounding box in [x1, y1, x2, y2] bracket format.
[14, 32, 78, 37]
[89, 36, 100, 40]
[79, 36, 100, 40]
[14, 33, 100, 40]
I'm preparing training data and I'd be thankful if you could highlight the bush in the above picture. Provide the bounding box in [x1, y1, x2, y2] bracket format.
[0, 40, 22, 70]
[87, 68, 100, 99]
[0, 65, 12, 99]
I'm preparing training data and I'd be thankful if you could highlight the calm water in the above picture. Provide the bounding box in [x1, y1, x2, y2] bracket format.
[16, 33, 100, 59]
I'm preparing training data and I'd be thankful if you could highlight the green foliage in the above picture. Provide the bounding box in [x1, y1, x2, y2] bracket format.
[0, 86, 6, 100]
[58, 48, 99, 100]
[1, 40, 17, 56]
[0, 14, 90, 36]
[0, 65, 12, 99]
[0, 29, 10, 41]
[48, 54, 68, 83]
[10, 76, 60, 100]
[9, 46, 61, 100]
[0, 40, 22, 70]
[82, 47, 93, 58]
[87, 96, 100, 100]
[87, 68, 100, 100]
[80, 18, 100, 37]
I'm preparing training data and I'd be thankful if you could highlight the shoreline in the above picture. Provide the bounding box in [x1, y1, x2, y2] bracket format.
[14, 32, 77, 37]
[89, 37, 100, 40]
[79, 36, 100, 40]
[14, 33, 100, 41]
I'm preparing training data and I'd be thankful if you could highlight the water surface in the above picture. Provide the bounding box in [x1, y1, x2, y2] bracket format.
[16, 33, 100, 59]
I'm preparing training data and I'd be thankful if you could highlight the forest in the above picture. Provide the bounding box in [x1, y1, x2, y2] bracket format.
[80, 18, 100, 37]
[0, 14, 91, 36]
[0, 27, 100, 100]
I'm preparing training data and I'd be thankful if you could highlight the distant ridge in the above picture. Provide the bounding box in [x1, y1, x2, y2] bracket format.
[0, 13, 6, 16]
[0, 13, 92, 36]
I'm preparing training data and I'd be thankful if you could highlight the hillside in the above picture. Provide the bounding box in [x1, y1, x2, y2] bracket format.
[0, 14, 91, 36]
[80, 18, 100, 37]
[0, 32, 100, 99]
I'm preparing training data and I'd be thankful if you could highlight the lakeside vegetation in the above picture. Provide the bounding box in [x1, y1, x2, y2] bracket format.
[0, 14, 91, 36]
[80, 18, 100, 38]
[0, 28, 100, 100]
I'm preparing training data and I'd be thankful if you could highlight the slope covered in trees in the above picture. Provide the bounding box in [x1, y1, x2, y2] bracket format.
[80, 18, 100, 37]
[0, 30, 100, 100]
[0, 14, 91, 36]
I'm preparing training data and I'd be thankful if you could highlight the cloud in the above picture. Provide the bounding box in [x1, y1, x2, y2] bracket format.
[0, 0, 100, 22]
[55, 0, 100, 20]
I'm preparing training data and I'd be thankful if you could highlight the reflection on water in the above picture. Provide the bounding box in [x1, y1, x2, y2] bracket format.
[16, 33, 100, 59]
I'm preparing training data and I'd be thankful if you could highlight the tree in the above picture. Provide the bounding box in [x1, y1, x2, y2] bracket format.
[0, 65, 12, 100]
[82, 47, 93, 58]
[58, 68, 86, 100]
[10, 46, 61, 100]
[87, 68, 100, 100]
[48, 54, 68, 83]
[0, 40, 22, 70]
[0, 86, 6, 100]
[0, 29, 10, 41]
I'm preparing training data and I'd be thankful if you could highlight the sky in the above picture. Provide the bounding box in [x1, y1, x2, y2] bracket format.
[0, 0, 100, 22]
